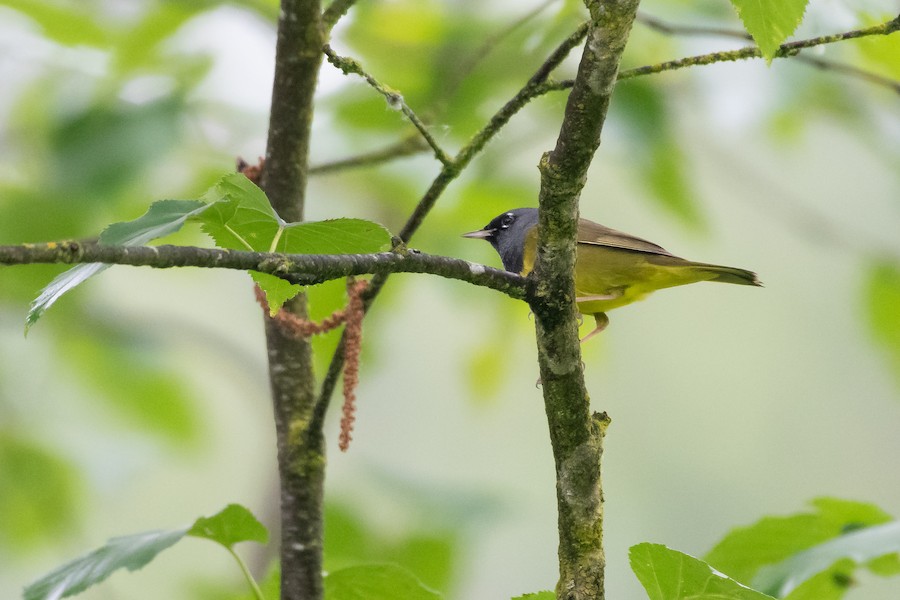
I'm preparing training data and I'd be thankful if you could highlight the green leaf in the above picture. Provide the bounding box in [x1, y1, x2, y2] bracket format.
[323, 501, 460, 593]
[23, 528, 189, 600]
[191, 563, 281, 600]
[26, 199, 208, 330]
[23, 504, 269, 600]
[613, 80, 705, 229]
[646, 140, 704, 229]
[782, 558, 855, 600]
[111, 3, 202, 73]
[511, 592, 555, 599]
[864, 261, 900, 388]
[50, 98, 184, 196]
[0, 434, 81, 551]
[196, 174, 280, 251]
[197, 173, 392, 254]
[250, 272, 303, 316]
[60, 322, 200, 445]
[704, 497, 893, 584]
[195, 173, 392, 313]
[753, 521, 900, 597]
[324, 564, 441, 600]
[629, 543, 776, 600]
[0, 0, 110, 47]
[188, 504, 269, 549]
[27, 172, 391, 327]
[855, 14, 900, 79]
[866, 551, 900, 576]
[99, 200, 210, 246]
[729, 0, 809, 62]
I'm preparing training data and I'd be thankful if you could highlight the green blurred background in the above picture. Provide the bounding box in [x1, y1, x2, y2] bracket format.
[1, 0, 899, 598]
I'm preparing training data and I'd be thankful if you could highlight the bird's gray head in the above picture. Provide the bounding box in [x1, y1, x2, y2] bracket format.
[462, 208, 539, 273]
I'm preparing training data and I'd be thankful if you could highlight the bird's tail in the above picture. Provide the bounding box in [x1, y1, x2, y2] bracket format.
[690, 262, 762, 287]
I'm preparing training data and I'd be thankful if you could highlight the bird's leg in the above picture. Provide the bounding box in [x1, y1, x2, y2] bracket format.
[580, 312, 609, 343]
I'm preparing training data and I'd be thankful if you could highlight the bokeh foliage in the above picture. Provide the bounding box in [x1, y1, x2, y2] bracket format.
[1, 0, 899, 598]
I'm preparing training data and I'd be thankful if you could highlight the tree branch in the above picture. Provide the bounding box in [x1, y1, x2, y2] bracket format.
[0, 242, 527, 300]
[533, 0, 639, 598]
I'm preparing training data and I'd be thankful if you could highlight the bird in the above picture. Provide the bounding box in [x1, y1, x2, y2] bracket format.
[463, 208, 761, 342]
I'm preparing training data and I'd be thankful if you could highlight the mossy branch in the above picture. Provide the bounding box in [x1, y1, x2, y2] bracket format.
[635, 12, 900, 94]
[258, 0, 326, 598]
[532, 0, 640, 598]
[0, 242, 526, 300]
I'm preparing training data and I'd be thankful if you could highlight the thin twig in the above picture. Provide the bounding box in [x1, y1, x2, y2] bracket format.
[637, 12, 751, 41]
[309, 135, 428, 175]
[794, 54, 900, 95]
[323, 44, 453, 166]
[637, 12, 900, 95]
[614, 14, 900, 82]
[322, 0, 357, 30]
[441, 0, 559, 101]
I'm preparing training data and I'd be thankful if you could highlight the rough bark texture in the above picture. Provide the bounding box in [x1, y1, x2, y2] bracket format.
[530, 1, 640, 598]
[0, 242, 525, 296]
[258, 0, 325, 598]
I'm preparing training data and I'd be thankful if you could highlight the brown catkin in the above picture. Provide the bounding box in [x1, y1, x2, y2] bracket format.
[253, 279, 369, 451]
[338, 279, 368, 451]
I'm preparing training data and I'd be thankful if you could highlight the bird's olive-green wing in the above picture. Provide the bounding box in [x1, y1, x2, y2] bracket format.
[576, 219, 677, 257]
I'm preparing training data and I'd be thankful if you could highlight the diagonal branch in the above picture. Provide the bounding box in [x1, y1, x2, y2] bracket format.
[439, 0, 559, 103]
[313, 20, 591, 428]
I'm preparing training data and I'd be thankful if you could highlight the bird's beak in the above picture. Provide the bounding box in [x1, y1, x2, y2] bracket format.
[462, 228, 494, 239]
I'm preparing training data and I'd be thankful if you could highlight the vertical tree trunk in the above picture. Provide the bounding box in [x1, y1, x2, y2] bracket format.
[532, 1, 640, 598]
[258, 1, 325, 598]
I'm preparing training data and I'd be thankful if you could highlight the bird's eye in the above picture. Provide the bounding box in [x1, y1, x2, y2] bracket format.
[500, 213, 515, 228]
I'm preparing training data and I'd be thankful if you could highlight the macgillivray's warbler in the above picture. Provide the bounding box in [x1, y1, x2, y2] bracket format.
[463, 208, 761, 342]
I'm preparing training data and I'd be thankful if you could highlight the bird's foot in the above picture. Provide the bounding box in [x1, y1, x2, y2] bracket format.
[580, 313, 609, 343]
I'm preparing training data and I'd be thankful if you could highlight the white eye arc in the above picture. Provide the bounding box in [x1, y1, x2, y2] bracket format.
[500, 213, 515, 228]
